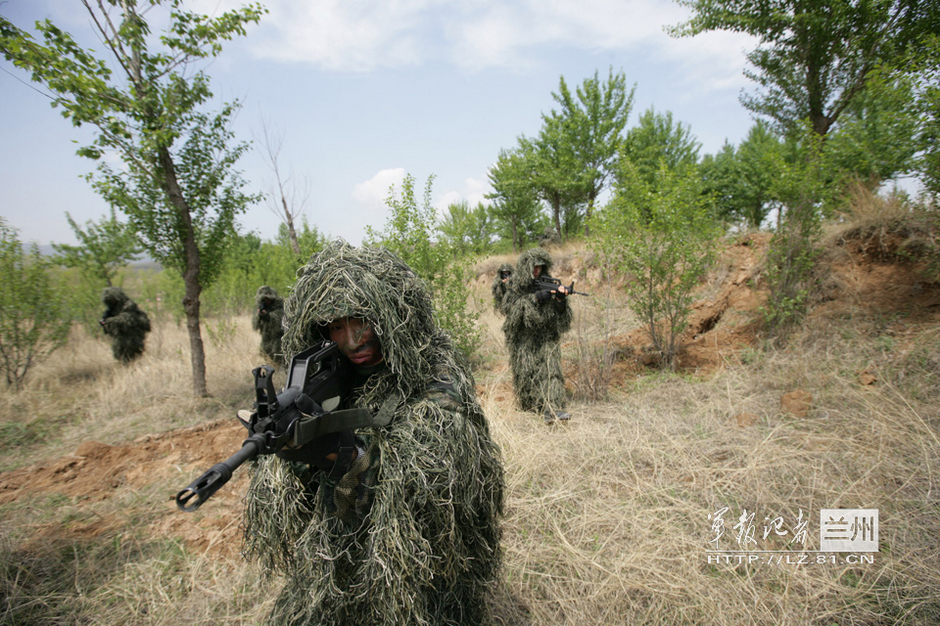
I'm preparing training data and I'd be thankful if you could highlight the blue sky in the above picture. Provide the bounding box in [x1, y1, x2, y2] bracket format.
[0, 0, 758, 247]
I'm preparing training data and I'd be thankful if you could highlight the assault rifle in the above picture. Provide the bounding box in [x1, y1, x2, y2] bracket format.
[534, 277, 591, 297]
[175, 340, 376, 512]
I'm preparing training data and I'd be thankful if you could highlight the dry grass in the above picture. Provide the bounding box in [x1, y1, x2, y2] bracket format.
[1, 247, 939, 625]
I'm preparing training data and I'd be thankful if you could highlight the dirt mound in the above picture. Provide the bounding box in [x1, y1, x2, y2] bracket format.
[0, 418, 250, 556]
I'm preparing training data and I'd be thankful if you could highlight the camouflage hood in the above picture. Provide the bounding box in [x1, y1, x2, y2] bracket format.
[102, 286, 130, 309]
[255, 285, 283, 312]
[282, 240, 444, 395]
[255, 285, 282, 305]
[509, 247, 554, 291]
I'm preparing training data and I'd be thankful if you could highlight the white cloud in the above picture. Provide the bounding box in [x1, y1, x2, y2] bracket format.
[662, 29, 757, 95]
[352, 168, 408, 208]
[241, 0, 440, 71]
[434, 177, 492, 218]
[232, 0, 754, 80]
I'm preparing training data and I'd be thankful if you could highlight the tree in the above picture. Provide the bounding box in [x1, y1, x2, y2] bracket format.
[592, 168, 719, 368]
[276, 219, 326, 261]
[52, 208, 141, 286]
[550, 68, 636, 234]
[621, 107, 701, 185]
[911, 36, 940, 200]
[670, 0, 939, 139]
[519, 114, 589, 241]
[485, 148, 547, 251]
[0, 219, 72, 389]
[1, 1, 264, 397]
[438, 200, 495, 256]
[699, 121, 784, 228]
[822, 68, 921, 189]
[366, 174, 481, 361]
[258, 120, 309, 257]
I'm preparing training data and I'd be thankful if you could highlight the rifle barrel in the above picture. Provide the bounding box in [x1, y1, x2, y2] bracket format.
[175, 433, 266, 512]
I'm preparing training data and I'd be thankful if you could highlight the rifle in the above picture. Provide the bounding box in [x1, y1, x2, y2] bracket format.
[175, 340, 376, 512]
[534, 276, 591, 297]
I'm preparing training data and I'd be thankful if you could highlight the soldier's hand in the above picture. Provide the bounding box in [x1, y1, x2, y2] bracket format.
[276, 428, 358, 477]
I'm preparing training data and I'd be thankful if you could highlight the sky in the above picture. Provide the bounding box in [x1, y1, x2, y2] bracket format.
[0, 0, 759, 248]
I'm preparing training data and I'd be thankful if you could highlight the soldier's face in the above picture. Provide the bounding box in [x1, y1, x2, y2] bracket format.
[328, 317, 384, 367]
[533, 265, 544, 279]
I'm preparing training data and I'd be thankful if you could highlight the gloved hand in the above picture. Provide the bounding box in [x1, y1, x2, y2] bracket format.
[276, 429, 357, 477]
[536, 288, 554, 302]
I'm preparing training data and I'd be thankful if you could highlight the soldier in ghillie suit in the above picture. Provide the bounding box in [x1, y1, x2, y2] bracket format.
[491, 263, 514, 314]
[251, 285, 285, 365]
[502, 247, 572, 424]
[100, 286, 151, 364]
[243, 241, 505, 626]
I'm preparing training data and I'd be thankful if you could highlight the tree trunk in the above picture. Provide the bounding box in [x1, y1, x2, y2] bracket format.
[281, 194, 302, 257]
[158, 147, 209, 397]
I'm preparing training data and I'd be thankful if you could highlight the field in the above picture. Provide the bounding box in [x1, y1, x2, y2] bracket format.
[1, 220, 939, 625]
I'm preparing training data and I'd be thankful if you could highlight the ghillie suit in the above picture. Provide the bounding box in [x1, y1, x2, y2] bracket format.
[100, 286, 151, 364]
[251, 285, 285, 365]
[243, 241, 505, 626]
[491, 263, 514, 314]
[502, 248, 572, 421]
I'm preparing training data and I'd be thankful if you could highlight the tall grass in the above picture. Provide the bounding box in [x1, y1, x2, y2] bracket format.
[1, 242, 939, 625]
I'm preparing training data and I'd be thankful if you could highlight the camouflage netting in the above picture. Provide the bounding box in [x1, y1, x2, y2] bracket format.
[243, 240, 505, 626]
[251, 285, 286, 365]
[491, 263, 514, 314]
[100, 286, 151, 364]
[502, 248, 572, 415]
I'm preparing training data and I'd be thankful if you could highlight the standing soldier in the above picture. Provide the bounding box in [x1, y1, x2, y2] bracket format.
[502, 247, 572, 424]
[251, 285, 285, 366]
[100, 286, 151, 364]
[243, 241, 505, 626]
[491, 262, 514, 314]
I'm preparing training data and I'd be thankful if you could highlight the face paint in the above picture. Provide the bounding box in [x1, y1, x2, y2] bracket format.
[328, 317, 384, 367]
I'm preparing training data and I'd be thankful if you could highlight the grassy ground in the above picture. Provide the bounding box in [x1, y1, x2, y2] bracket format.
[1, 238, 939, 625]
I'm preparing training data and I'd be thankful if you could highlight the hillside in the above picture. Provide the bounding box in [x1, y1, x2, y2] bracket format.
[1, 223, 939, 625]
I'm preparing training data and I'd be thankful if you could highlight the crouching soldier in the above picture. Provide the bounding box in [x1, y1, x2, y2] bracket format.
[100, 286, 151, 364]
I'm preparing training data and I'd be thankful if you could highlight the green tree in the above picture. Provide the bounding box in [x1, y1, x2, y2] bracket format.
[593, 167, 719, 368]
[700, 121, 784, 228]
[276, 219, 327, 261]
[761, 130, 828, 331]
[670, 0, 939, 139]
[0, 219, 72, 389]
[621, 107, 701, 185]
[486, 148, 547, 251]
[0, 1, 264, 396]
[52, 208, 141, 286]
[618, 107, 702, 223]
[438, 200, 495, 255]
[822, 69, 921, 189]
[366, 174, 481, 360]
[551, 68, 636, 234]
[519, 114, 589, 241]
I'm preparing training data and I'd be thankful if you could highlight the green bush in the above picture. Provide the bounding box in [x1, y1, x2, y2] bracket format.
[592, 166, 719, 368]
[366, 174, 481, 361]
[0, 219, 72, 388]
